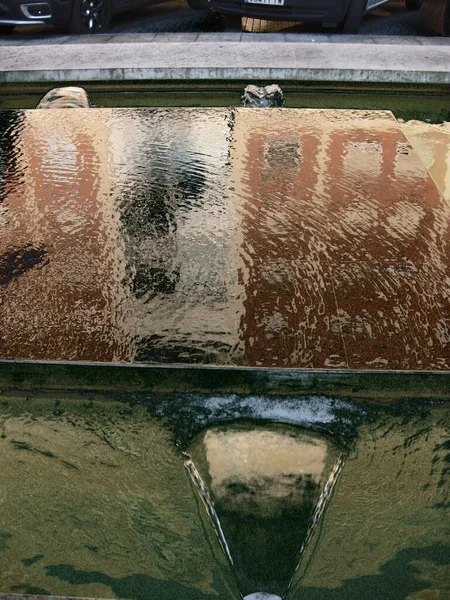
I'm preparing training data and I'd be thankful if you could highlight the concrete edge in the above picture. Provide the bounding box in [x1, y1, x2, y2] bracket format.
[2, 34, 449, 45]
[0, 359, 449, 401]
[2, 68, 450, 85]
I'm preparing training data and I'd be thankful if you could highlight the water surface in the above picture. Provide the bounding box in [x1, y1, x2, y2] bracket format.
[0, 108, 449, 369]
[0, 393, 448, 599]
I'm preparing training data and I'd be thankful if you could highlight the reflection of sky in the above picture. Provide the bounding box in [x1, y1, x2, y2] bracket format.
[107, 109, 241, 364]
[205, 429, 327, 489]
[400, 120, 450, 205]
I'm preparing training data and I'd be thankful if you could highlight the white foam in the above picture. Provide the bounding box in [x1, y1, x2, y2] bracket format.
[200, 394, 360, 426]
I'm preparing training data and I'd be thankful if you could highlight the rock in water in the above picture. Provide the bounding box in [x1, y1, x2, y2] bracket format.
[242, 84, 285, 108]
[36, 87, 90, 109]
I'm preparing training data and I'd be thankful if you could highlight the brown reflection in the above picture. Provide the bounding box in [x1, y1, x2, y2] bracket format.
[0, 108, 238, 365]
[0, 109, 133, 362]
[401, 120, 450, 205]
[0, 108, 449, 369]
[189, 424, 341, 598]
[231, 109, 450, 369]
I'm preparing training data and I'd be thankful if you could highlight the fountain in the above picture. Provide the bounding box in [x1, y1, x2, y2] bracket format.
[186, 424, 343, 599]
[0, 96, 449, 600]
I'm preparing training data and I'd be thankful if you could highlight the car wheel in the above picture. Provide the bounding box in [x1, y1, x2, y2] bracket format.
[0, 25, 14, 34]
[186, 0, 210, 9]
[226, 15, 242, 30]
[405, 0, 423, 9]
[340, 0, 366, 33]
[68, 0, 112, 34]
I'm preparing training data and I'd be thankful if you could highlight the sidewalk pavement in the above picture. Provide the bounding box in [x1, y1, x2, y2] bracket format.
[0, 33, 450, 85]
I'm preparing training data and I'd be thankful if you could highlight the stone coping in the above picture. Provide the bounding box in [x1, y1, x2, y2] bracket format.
[0, 34, 449, 84]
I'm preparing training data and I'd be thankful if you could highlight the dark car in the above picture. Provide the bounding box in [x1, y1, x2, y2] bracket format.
[419, 0, 449, 35]
[187, 0, 421, 32]
[0, 0, 149, 33]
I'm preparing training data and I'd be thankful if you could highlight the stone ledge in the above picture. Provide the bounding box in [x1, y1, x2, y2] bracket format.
[1, 38, 449, 85]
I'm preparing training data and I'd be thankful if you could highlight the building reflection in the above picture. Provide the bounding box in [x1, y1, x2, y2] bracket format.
[0, 109, 132, 362]
[400, 120, 450, 205]
[230, 109, 450, 369]
[0, 107, 448, 370]
[188, 424, 341, 599]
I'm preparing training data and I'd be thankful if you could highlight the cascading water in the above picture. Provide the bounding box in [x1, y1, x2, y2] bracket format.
[0, 102, 449, 600]
[184, 455, 235, 567]
[185, 423, 344, 600]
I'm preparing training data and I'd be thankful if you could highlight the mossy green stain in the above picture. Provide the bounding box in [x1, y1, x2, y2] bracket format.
[21, 554, 45, 567]
[0, 532, 12, 552]
[45, 564, 233, 600]
[11, 586, 52, 595]
[292, 544, 450, 600]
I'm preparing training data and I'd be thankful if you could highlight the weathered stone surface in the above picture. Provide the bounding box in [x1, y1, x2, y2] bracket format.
[36, 86, 90, 109]
[1, 36, 450, 84]
[242, 84, 285, 107]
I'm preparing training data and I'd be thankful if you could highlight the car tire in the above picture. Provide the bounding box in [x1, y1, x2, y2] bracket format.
[405, 0, 423, 9]
[0, 25, 14, 34]
[186, 0, 210, 9]
[340, 0, 366, 33]
[226, 15, 242, 30]
[68, 0, 112, 34]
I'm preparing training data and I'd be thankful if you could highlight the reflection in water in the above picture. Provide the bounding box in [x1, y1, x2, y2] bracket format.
[288, 404, 450, 600]
[111, 109, 240, 364]
[230, 109, 450, 369]
[400, 120, 450, 205]
[188, 425, 343, 599]
[0, 110, 25, 206]
[0, 393, 448, 599]
[0, 396, 239, 600]
[0, 108, 449, 369]
[0, 109, 133, 363]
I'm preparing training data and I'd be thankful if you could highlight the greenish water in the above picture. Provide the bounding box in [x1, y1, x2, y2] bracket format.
[0, 395, 239, 600]
[0, 83, 449, 123]
[0, 392, 448, 599]
[89, 90, 450, 123]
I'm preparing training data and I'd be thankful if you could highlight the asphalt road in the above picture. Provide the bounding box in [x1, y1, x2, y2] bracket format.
[2, 0, 424, 38]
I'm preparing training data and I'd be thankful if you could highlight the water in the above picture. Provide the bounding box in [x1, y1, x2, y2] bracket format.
[0, 104, 449, 598]
[0, 395, 239, 600]
[187, 424, 343, 598]
[0, 392, 448, 599]
[288, 403, 450, 600]
[0, 107, 449, 370]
